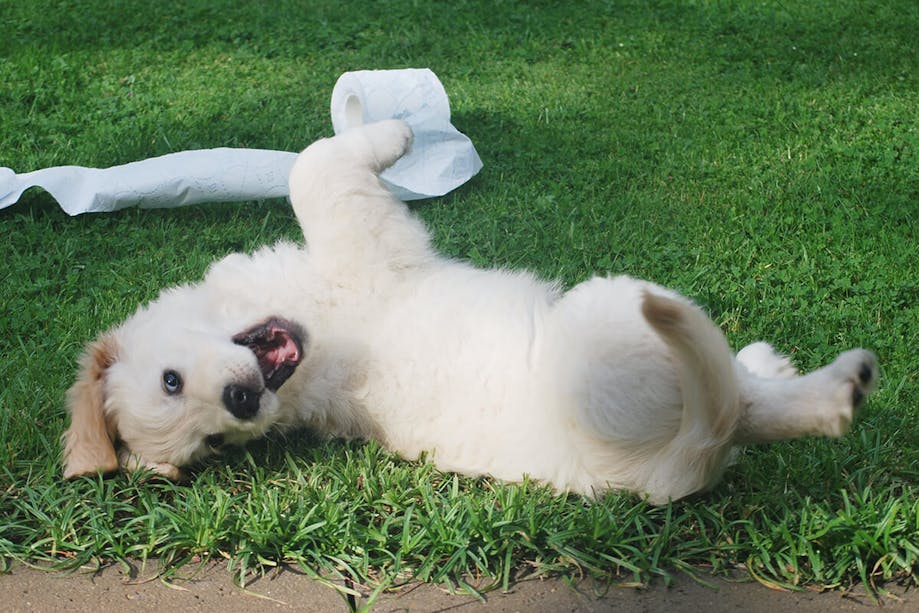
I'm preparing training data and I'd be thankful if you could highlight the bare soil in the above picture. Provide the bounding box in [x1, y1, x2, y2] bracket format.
[1, 562, 914, 612]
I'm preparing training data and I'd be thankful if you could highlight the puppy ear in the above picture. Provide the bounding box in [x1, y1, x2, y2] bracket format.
[62, 333, 121, 478]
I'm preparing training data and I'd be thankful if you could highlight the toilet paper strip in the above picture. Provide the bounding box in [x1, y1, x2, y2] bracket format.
[0, 68, 481, 215]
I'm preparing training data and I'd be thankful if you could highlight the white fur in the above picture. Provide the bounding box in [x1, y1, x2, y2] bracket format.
[63, 120, 879, 504]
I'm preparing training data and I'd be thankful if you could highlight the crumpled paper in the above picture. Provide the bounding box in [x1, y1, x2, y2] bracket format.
[0, 68, 482, 215]
[331, 68, 482, 201]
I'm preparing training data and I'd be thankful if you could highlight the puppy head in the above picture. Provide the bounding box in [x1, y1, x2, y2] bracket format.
[62, 286, 307, 479]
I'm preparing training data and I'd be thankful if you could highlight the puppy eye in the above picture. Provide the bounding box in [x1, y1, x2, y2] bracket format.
[205, 433, 225, 450]
[162, 370, 183, 394]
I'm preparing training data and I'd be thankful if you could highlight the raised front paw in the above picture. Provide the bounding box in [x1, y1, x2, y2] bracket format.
[361, 119, 414, 171]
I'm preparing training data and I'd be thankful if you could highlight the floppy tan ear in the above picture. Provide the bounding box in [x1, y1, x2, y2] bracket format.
[62, 333, 121, 478]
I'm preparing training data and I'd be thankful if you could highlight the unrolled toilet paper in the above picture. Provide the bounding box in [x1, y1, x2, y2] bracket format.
[0, 150, 297, 216]
[0, 69, 482, 215]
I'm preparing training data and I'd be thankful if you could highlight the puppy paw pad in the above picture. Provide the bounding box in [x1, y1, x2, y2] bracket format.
[852, 386, 865, 408]
[821, 349, 878, 435]
[858, 361, 874, 386]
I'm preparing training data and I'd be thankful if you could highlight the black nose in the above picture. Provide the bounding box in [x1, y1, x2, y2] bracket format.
[222, 384, 261, 420]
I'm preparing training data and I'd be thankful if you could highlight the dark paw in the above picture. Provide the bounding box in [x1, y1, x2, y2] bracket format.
[858, 361, 874, 386]
[845, 351, 879, 412]
[852, 386, 865, 408]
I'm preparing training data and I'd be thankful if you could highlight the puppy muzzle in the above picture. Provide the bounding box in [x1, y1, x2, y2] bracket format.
[222, 383, 262, 420]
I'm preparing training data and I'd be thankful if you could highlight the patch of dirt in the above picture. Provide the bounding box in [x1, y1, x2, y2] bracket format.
[1, 562, 914, 612]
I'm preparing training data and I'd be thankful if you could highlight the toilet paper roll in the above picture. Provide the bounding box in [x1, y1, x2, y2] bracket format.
[332, 68, 482, 201]
[0, 68, 482, 215]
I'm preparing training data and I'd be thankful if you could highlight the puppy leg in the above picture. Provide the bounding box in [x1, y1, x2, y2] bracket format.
[288, 121, 435, 277]
[735, 349, 878, 443]
[118, 449, 184, 480]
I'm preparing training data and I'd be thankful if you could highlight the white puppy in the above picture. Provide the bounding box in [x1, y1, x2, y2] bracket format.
[63, 121, 878, 503]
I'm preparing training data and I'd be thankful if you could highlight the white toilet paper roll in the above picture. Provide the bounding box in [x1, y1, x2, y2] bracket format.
[330, 68, 482, 201]
[0, 68, 481, 215]
[331, 68, 452, 133]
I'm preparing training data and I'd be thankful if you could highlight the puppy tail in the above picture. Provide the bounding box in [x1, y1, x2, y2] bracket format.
[641, 291, 740, 449]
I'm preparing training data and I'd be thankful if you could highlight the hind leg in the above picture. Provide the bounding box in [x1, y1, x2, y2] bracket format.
[735, 349, 878, 443]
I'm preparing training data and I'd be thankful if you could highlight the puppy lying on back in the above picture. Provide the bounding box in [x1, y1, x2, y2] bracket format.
[63, 121, 878, 504]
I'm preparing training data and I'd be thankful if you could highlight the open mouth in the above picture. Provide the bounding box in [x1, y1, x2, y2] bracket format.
[232, 318, 306, 391]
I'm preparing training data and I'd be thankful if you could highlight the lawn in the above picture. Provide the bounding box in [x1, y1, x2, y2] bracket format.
[1, 0, 916, 602]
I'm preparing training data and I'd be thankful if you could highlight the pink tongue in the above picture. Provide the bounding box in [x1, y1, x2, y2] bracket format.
[260, 325, 301, 371]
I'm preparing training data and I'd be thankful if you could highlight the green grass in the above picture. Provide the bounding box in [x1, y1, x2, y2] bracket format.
[1, 0, 917, 603]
